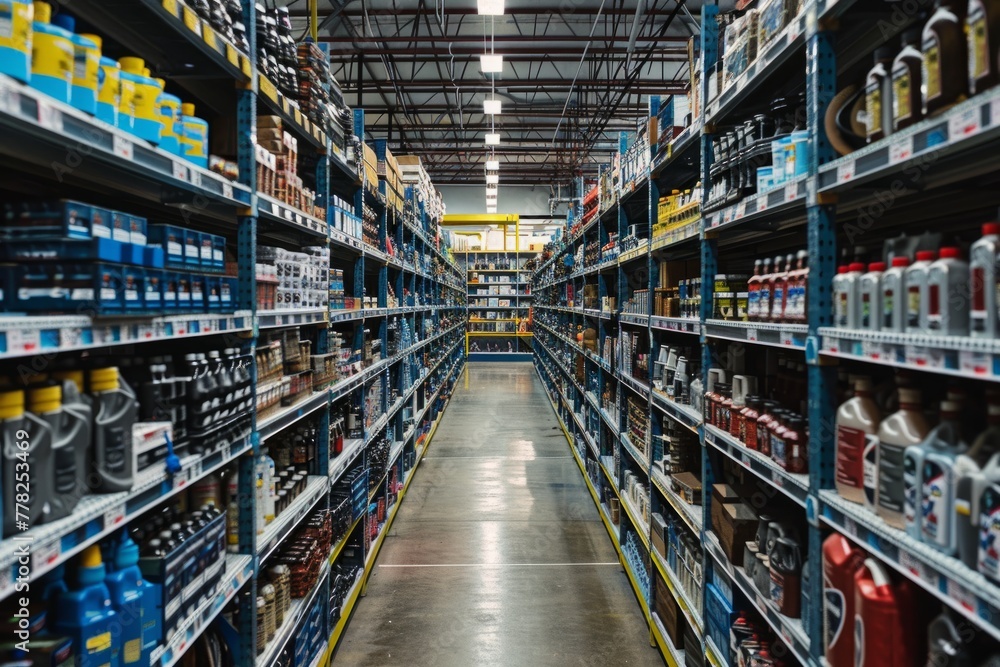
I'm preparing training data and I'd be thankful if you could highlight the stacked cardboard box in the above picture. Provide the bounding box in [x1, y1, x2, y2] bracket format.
[256, 116, 322, 219]
[362, 143, 378, 190]
[398, 155, 445, 224]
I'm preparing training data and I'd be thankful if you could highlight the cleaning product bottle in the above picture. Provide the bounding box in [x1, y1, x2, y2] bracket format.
[748, 259, 764, 321]
[906, 250, 938, 334]
[95, 43, 120, 126]
[878, 386, 931, 529]
[823, 533, 866, 667]
[904, 400, 968, 551]
[836, 377, 882, 505]
[89, 367, 138, 492]
[0, 0, 32, 83]
[927, 608, 974, 666]
[968, 0, 1000, 94]
[768, 537, 802, 618]
[843, 262, 866, 329]
[892, 28, 925, 131]
[854, 558, 918, 667]
[53, 546, 118, 667]
[118, 57, 161, 143]
[50, 15, 99, 115]
[956, 404, 1000, 568]
[2, 388, 52, 533]
[105, 534, 145, 665]
[865, 46, 894, 142]
[881, 256, 910, 332]
[180, 103, 210, 168]
[923, 0, 969, 116]
[971, 221, 1000, 338]
[928, 247, 970, 336]
[860, 262, 885, 331]
[116, 56, 137, 132]
[29, 1, 73, 103]
[32, 376, 91, 522]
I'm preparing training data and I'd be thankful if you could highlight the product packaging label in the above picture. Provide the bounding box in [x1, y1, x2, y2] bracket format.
[883, 287, 895, 328]
[904, 452, 919, 530]
[922, 460, 952, 547]
[835, 425, 866, 488]
[865, 84, 882, 137]
[907, 285, 921, 328]
[824, 575, 848, 654]
[878, 443, 907, 514]
[978, 485, 1000, 578]
[969, 10, 988, 81]
[863, 434, 879, 508]
[923, 39, 942, 101]
[893, 70, 912, 123]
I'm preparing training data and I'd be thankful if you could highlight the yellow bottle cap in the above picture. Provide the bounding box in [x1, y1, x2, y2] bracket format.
[81, 33, 102, 50]
[182, 103, 196, 116]
[27, 385, 61, 414]
[154, 78, 166, 90]
[33, 1, 51, 23]
[89, 367, 121, 392]
[81, 545, 103, 569]
[142, 67, 151, 77]
[119, 57, 146, 75]
[0, 390, 25, 420]
[53, 370, 85, 393]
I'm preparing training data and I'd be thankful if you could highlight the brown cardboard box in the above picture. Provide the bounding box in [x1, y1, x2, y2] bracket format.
[671, 472, 703, 504]
[655, 573, 687, 648]
[717, 502, 758, 566]
[651, 513, 668, 558]
[711, 483, 741, 542]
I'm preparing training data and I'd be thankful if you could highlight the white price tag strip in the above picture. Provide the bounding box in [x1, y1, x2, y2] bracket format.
[947, 579, 977, 613]
[843, 515, 859, 538]
[757, 195, 768, 213]
[747, 328, 758, 342]
[222, 183, 234, 200]
[104, 504, 125, 529]
[837, 162, 855, 183]
[889, 135, 914, 165]
[899, 549, 927, 580]
[173, 161, 188, 181]
[37, 100, 63, 133]
[112, 135, 133, 160]
[991, 98, 1000, 127]
[7, 328, 41, 353]
[949, 106, 982, 140]
[190, 170, 201, 188]
[32, 540, 60, 571]
[785, 182, 798, 202]
[960, 349, 989, 375]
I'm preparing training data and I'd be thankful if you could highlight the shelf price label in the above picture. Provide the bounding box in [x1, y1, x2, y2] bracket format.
[182, 7, 202, 36]
[104, 504, 125, 529]
[960, 349, 989, 375]
[949, 106, 982, 140]
[785, 182, 798, 202]
[172, 161, 189, 181]
[946, 579, 977, 613]
[32, 541, 60, 571]
[36, 100, 62, 133]
[222, 183, 234, 200]
[161, 0, 178, 15]
[7, 328, 40, 354]
[203, 28, 218, 51]
[225, 44, 239, 67]
[746, 328, 759, 342]
[112, 135, 133, 160]
[837, 162, 855, 184]
[189, 170, 202, 188]
[889, 135, 914, 165]
[991, 98, 1000, 127]
[756, 195, 768, 213]
[899, 550, 930, 582]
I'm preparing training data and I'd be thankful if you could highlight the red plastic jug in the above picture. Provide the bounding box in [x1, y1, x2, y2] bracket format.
[854, 558, 918, 666]
[822, 534, 865, 667]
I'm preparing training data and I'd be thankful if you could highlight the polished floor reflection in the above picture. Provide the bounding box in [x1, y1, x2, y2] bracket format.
[333, 363, 665, 666]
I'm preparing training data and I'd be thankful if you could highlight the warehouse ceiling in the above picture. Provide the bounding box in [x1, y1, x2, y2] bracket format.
[281, 0, 702, 186]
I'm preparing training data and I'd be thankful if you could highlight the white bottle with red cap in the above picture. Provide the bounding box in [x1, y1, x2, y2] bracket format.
[833, 265, 851, 328]
[860, 262, 886, 331]
[842, 262, 866, 330]
[881, 257, 910, 332]
[970, 221, 1000, 338]
[905, 250, 938, 334]
[927, 247, 969, 336]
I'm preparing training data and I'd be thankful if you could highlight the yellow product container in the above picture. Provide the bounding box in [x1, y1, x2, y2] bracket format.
[118, 57, 161, 143]
[0, 0, 33, 83]
[180, 102, 209, 168]
[49, 15, 98, 115]
[96, 50, 120, 126]
[30, 1, 73, 103]
[155, 77, 182, 156]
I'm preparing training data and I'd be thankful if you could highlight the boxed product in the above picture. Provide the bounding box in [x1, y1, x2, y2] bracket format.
[148, 225, 187, 268]
[0, 199, 111, 240]
[655, 573, 687, 648]
[11, 262, 125, 313]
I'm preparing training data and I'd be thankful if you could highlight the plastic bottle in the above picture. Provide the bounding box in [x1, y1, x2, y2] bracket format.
[117, 56, 137, 132]
[878, 387, 931, 529]
[860, 262, 885, 331]
[967, 0, 1000, 94]
[865, 46, 894, 142]
[843, 262, 866, 329]
[881, 257, 910, 332]
[854, 558, 918, 667]
[105, 534, 144, 665]
[93, 36, 120, 126]
[783, 417, 807, 474]
[729, 376, 757, 440]
[50, 15, 99, 116]
[770, 255, 788, 322]
[906, 250, 938, 334]
[956, 404, 1000, 568]
[1, 388, 52, 533]
[53, 546, 118, 667]
[748, 259, 764, 321]
[89, 367, 138, 492]
[31, 377, 91, 522]
[180, 102, 210, 168]
[29, 2, 73, 103]
[0, 0, 32, 83]
[903, 400, 968, 552]
[118, 58, 162, 143]
[822, 534, 865, 667]
[927, 608, 974, 666]
[970, 222, 1000, 337]
[892, 28, 925, 131]
[757, 257, 773, 323]
[784, 250, 809, 323]
[155, 79, 183, 156]
[769, 537, 802, 618]
[927, 247, 970, 336]
[923, 0, 969, 116]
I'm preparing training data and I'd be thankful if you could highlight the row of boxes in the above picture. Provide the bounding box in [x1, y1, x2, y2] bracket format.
[148, 224, 227, 272]
[1, 199, 147, 244]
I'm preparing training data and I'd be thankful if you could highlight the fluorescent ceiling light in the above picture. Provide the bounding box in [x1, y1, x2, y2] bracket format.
[485, 159, 500, 171]
[486, 183, 498, 193]
[485, 133, 500, 145]
[483, 99, 502, 115]
[477, 0, 504, 15]
[486, 205, 498, 213]
[486, 173, 499, 185]
[480, 54, 504, 73]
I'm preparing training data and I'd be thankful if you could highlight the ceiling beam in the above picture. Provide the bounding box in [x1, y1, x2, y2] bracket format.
[321, 34, 688, 43]
[290, 7, 687, 17]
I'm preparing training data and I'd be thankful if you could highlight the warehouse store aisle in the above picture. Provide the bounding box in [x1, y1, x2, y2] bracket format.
[334, 363, 663, 666]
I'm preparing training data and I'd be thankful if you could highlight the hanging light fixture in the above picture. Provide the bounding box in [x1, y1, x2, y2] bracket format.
[480, 54, 504, 73]
[477, 0, 504, 15]
[486, 173, 499, 185]
[486, 204, 498, 213]
[485, 133, 500, 146]
[485, 159, 500, 171]
[483, 99, 502, 115]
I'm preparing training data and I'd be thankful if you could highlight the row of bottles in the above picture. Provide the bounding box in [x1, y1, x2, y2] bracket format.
[470, 254, 519, 271]
[746, 251, 810, 323]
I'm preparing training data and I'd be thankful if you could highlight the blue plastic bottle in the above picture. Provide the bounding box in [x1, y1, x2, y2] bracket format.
[105, 535, 144, 665]
[53, 545, 119, 667]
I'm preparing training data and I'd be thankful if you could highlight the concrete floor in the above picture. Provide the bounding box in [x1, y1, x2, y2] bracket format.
[334, 362, 665, 667]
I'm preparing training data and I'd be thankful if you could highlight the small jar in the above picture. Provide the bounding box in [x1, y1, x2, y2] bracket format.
[757, 401, 778, 457]
[770, 412, 790, 467]
[720, 388, 735, 434]
[741, 397, 762, 449]
[784, 417, 808, 473]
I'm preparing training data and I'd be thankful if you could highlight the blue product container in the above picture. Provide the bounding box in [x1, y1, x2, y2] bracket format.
[121, 265, 144, 311]
[51, 15, 99, 116]
[13, 262, 123, 313]
[143, 268, 163, 310]
[790, 129, 811, 178]
[180, 102, 209, 168]
[156, 84, 183, 157]
[105, 536, 146, 665]
[190, 273, 206, 312]
[0, 237, 125, 264]
[205, 274, 221, 311]
[211, 234, 225, 270]
[128, 214, 147, 246]
[29, 2, 72, 103]
[143, 245, 165, 269]
[183, 229, 202, 267]
[0, 0, 33, 83]
[53, 546, 118, 667]
[161, 271, 179, 310]
[220, 276, 236, 310]
[95, 55, 120, 126]
[0, 198, 98, 240]
[147, 224, 186, 268]
[118, 57, 161, 143]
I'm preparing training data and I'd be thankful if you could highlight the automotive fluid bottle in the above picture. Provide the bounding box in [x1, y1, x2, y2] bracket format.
[768, 537, 802, 618]
[748, 259, 764, 320]
[927, 608, 975, 666]
[758, 258, 773, 324]
[155, 79, 183, 157]
[860, 262, 885, 330]
[50, 15, 99, 116]
[32, 377, 91, 522]
[968, 0, 1000, 94]
[923, 0, 969, 115]
[89, 367, 138, 492]
[29, 1, 73, 103]
[770, 255, 788, 322]
[105, 534, 144, 665]
[843, 262, 866, 329]
[865, 46, 894, 142]
[928, 247, 970, 336]
[906, 250, 938, 333]
[0, 0, 32, 83]
[53, 545, 118, 667]
[784, 249, 809, 323]
[854, 558, 919, 667]
[970, 221, 1000, 338]
[881, 256, 910, 332]
[118, 58, 162, 144]
[180, 103, 210, 168]
[892, 28, 925, 131]
[904, 400, 968, 552]
[836, 377, 882, 505]
[878, 387, 931, 529]
[94, 40, 120, 126]
[976, 453, 1000, 581]
[2, 388, 52, 533]
[956, 405, 1000, 567]
[823, 534, 865, 667]
[833, 265, 851, 328]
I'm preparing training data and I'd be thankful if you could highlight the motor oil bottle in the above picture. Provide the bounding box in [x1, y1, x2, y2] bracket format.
[923, 0, 969, 116]
[860, 262, 885, 331]
[903, 400, 968, 552]
[823, 534, 865, 667]
[53, 545, 118, 667]
[844, 262, 866, 329]
[906, 250, 938, 334]
[833, 265, 851, 328]
[927, 608, 974, 666]
[892, 28, 925, 131]
[748, 259, 764, 320]
[865, 47, 894, 142]
[89, 367, 138, 492]
[784, 249, 809, 323]
[155, 79, 183, 157]
[105, 534, 144, 665]
[770, 255, 788, 322]
[881, 256, 910, 332]
[758, 257, 773, 324]
[928, 247, 970, 336]
[50, 15, 99, 116]
[971, 221, 1000, 338]
[878, 386, 931, 529]
[1, 388, 52, 533]
[854, 558, 918, 667]
[836, 377, 882, 505]
[118, 57, 162, 144]
[968, 0, 1000, 94]
[94, 38, 120, 126]
[956, 405, 1000, 568]
[769, 537, 802, 618]
[180, 102, 209, 168]
[29, 2, 73, 104]
[0, 0, 32, 84]
[33, 376, 91, 522]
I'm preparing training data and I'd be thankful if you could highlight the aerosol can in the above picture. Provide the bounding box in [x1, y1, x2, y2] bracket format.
[1, 389, 51, 533]
[854, 558, 918, 667]
[956, 405, 1000, 568]
[34, 377, 91, 523]
[89, 367, 138, 492]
